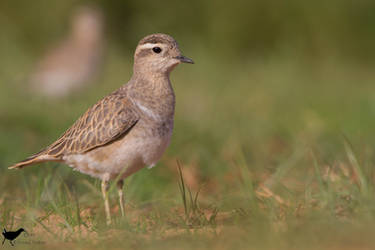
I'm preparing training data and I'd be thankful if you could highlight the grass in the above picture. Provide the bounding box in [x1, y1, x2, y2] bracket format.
[1, 40, 375, 249]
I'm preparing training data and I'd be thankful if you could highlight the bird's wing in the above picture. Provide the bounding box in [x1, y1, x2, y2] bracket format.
[9, 91, 139, 169]
[46, 92, 140, 156]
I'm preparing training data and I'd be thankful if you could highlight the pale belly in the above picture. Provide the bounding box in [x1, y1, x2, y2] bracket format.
[63, 132, 172, 180]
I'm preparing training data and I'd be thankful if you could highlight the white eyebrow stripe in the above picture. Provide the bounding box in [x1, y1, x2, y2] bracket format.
[138, 43, 162, 50]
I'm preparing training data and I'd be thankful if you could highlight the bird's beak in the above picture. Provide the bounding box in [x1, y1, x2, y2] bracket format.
[174, 55, 194, 64]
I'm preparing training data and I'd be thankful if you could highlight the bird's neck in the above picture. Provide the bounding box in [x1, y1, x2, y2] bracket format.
[129, 72, 174, 97]
[126, 72, 175, 118]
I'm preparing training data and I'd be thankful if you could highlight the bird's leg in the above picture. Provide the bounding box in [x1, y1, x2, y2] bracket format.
[117, 180, 125, 217]
[2, 237, 5, 245]
[101, 179, 111, 225]
[10, 240, 14, 246]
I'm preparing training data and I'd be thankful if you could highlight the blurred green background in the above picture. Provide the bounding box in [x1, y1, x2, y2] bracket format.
[2, 0, 375, 60]
[1, 0, 375, 249]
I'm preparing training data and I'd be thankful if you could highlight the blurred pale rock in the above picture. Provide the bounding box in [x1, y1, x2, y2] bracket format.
[30, 6, 104, 98]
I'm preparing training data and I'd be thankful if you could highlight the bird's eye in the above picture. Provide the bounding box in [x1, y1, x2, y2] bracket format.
[152, 47, 162, 53]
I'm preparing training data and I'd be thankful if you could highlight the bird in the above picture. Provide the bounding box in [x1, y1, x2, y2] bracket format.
[2, 228, 27, 246]
[10, 33, 194, 225]
[30, 5, 104, 98]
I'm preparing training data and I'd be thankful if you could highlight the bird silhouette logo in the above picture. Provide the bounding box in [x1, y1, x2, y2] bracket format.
[2, 228, 28, 246]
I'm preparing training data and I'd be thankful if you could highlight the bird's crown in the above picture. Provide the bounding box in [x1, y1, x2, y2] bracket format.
[138, 33, 178, 48]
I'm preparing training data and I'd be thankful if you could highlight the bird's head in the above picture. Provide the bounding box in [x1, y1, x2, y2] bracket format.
[18, 228, 28, 236]
[133, 33, 194, 76]
[72, 5, 103, 45]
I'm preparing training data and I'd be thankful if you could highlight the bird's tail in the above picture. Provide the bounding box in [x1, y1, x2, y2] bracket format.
[8, 153, 58, 169]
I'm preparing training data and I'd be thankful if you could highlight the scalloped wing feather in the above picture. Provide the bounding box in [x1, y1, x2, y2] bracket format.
[9, 92, 139, 169]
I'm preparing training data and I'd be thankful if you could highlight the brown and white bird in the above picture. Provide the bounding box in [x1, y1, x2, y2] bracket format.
[10, 33, 194, 225]
[30, 6, 104, 98]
